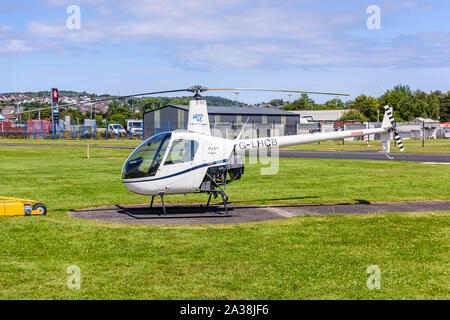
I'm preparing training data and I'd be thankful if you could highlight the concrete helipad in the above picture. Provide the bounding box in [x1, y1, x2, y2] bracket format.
[69, 200, 450, 225]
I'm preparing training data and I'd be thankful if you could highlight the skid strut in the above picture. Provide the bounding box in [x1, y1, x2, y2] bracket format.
[160, 192, 167, 215]
[204, 172, 229, 215]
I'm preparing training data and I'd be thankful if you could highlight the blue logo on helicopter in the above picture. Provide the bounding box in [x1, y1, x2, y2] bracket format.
[193, 113, 203, 122]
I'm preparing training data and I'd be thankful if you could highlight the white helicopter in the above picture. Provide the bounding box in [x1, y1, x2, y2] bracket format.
[119, 86, 405, 216]
[13, 85, 404, 217]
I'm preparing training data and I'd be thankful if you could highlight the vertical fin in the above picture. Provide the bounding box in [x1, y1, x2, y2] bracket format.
[187, 100, 211, 136]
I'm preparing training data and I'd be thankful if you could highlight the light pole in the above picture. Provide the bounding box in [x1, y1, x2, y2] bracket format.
[235, 92, 240, 107]
[422, 119, 425, 148]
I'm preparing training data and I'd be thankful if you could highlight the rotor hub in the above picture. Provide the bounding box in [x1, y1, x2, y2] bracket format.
[187, 85, 208, 99]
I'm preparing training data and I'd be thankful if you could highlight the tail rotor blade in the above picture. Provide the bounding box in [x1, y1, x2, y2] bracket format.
[383, 105, 405, 152]
[393, 130, 405, 152]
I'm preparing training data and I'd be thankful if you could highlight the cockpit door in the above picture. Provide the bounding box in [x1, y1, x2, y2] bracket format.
[158, 139, 199, 194]
[122, 132, 171, 180]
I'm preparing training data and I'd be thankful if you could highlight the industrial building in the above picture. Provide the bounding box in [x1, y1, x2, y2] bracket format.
[143, 105, 299, 139]
[291, 110, 347, 123]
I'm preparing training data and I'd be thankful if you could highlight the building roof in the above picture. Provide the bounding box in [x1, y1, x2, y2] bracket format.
[291, 110, 347, 121]
[147, 104, 298, 116]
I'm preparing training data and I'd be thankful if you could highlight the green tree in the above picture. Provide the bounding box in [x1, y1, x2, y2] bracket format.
[39, 108, 52, 120]
[136, 97, 163, 113]
[106, 101, 120, 114]
[413, 89, 440, 120]
[380, 86, 410, 121]
[62, 108, 85, 123]
[107, 104, 133, 118]
[338, 110, 369, 122]
[168, 97, 189, 106]
[282, 94, 314, 110]
[94, 115, 104, 127]
[380, 85, 441, 121]
[269, 99, 285, 107]
[110, 114, 127, 127]
[439, 92, 450, 122]
[324, 98, 345, 110]
[346, 95, 380, 121]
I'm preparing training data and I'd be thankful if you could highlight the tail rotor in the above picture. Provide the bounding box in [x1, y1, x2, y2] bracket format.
[383, 105, 405, 152]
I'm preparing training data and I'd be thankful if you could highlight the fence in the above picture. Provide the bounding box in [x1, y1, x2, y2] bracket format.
[0, 119, 446, 141]
[0, 119, 145, 141]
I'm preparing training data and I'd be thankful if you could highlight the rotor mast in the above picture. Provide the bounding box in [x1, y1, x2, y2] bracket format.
[187, 85, 208, 100]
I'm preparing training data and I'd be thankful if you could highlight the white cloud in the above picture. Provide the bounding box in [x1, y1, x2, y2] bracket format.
[0, 26, 13, 39]
[114, 3, 359, 42]
[0, 39, 35, 53]
[2, 0, 448, 70]
[0, 26, 13, 32]
[27, 20, 107, 43]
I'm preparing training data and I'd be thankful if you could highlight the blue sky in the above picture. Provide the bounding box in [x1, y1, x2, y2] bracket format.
[0, 0, 449, 103]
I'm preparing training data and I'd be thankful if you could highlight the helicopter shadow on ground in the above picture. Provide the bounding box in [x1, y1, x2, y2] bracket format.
[115, 204, 234, 219]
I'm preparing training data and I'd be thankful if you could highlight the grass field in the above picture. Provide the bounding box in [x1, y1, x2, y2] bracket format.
[0, 137, 142, 148]
[1, 137, 449, 154]
[0, 145, 449, 299]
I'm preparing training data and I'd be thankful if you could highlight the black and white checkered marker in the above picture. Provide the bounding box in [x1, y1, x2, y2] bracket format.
[384, 105, 405, 152]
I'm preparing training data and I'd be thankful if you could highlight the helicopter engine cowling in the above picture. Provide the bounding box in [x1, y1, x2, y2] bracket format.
[199, 154, 244, 193]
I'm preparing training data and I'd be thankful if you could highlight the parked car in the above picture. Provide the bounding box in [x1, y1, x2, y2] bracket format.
[108, 123, 127, 136]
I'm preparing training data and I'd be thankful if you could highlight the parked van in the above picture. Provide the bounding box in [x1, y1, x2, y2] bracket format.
[108, 123, 127, 136]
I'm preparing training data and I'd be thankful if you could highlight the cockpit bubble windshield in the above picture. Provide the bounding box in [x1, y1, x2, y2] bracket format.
[122, 132, 171, 179]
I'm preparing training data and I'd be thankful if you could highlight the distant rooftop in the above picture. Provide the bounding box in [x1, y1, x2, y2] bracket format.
[291, 109, 347, 121]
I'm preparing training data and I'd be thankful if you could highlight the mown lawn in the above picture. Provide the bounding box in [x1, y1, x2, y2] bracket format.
[1, 137, 449, 154]
[0, 145, 449, 299]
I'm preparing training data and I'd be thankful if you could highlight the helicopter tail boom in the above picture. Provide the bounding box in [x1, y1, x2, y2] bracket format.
[235, 106, 401, 151]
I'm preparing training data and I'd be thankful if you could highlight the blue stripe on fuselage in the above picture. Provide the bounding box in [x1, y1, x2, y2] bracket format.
[122, 159, 227, 184]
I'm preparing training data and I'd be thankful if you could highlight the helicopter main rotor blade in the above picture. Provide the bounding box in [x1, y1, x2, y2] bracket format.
[12, 85, 349, 115]
[207, 88, 350, 96]
[12, 88, 189, 115]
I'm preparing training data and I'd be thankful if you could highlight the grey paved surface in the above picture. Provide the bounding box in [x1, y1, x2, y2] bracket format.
[2, 143, 450, 163]
[277, 150, 450, 163]
[69, 201, 450, 225]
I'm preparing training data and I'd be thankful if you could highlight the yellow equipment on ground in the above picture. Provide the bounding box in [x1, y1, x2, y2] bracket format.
[0, 196, 47, 216]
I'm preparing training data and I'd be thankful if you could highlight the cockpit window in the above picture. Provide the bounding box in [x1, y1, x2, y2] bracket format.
[164, 139, 199, 165]
[122, 132, 171, 179]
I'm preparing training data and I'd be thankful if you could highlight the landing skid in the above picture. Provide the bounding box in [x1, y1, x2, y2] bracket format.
[204, 190, 229, 215]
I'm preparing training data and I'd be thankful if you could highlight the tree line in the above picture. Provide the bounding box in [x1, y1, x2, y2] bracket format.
[6, 86, 450, 125]
[281, 85, 449, 122]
